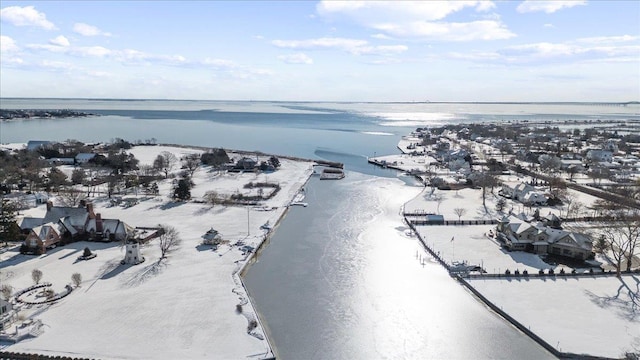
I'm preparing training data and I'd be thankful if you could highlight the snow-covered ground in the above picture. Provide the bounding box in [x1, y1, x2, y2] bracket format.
[398, 166, 639, 358]
[1, 145, 314, 359]
[468, 275, 640, 358]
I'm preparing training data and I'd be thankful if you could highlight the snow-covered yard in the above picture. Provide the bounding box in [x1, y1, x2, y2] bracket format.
[468, 275, 640, 358]
[0, 145, 314, 359]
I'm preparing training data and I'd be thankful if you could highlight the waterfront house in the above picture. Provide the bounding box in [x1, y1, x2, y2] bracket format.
[25, 222, 65, 254]
[19, 201, 133, 253]
[496, 215, 592, 260]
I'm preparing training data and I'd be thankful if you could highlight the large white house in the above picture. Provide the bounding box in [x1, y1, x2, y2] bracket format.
[500, 182, 548, 206]
[496, 215, 593, 260]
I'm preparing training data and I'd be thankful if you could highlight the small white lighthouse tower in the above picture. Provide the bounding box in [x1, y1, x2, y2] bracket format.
[124, 240, 144, 265]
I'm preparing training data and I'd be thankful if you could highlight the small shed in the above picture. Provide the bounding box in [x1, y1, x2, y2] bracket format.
[202, 228, 222, 245]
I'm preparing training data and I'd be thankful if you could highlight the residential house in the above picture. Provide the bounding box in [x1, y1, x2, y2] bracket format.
[497, 215, 593, 260]
[500, 182, 548, 206]
[24, 222, 65, 254]
[234, 157, 257, 171]
[586, 149, 613, 163]
[19, 201, 133, 253]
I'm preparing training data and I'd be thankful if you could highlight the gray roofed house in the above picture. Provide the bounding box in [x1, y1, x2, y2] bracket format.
[19, 201, 134, 252]
[496, 215, 592, 260]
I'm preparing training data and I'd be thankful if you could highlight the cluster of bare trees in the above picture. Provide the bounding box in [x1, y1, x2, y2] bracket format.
[599, 210, 640, 277]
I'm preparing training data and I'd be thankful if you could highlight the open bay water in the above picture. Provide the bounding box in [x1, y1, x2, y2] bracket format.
[2, 99, 638, 358]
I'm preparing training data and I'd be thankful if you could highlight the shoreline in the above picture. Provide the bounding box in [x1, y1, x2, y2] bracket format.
[0, 143, 319, 359]
[238, 172, 315, 360]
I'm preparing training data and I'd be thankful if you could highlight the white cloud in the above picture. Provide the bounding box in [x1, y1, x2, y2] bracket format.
[272, 37, 368, 51]
[0, 5, 56, 30]
[202, 58, 238, 68]
[516, 1, 587, 14]
[371, 33, 392, 40]
[73, 22, 111, 37]
[0, 35, 19, 52]
[278, 53, 313, 64]
[49, 35, 70, 47]
[507, 42, 575, 57]
[543, 23, 555, 28]
[317, 1, 495, 22]
[40, 60, 74, 71]
[26, 43, 68, 53]
[446, 51, 501, 61]
[272, 37, 408, 56]
[375, 20, 515, 41]
[316, 1, 512, 42]
[75, 46, 112, 57]
[577, 35, 638, 44]
[500, 40, 640, 63]
[351, 44, 408, 55]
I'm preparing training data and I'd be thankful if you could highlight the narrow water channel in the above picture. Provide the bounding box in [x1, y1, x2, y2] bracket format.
[244, 172, 555, 359]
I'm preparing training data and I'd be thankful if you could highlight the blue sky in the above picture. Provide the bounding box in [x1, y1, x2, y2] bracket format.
[1, 1, 638, 101]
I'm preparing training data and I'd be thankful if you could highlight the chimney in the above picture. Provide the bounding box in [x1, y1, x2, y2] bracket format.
[86, 202, 95, 217]
[96, 213, 103, 233]
[46, 200, 53, 211]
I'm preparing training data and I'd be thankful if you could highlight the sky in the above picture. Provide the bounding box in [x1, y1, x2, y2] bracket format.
[0, 1, 638, 102]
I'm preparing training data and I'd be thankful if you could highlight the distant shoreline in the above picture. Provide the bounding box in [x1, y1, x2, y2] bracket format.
[0, 109, 97, 121]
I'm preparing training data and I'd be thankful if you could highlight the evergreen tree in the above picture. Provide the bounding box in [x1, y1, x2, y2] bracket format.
[173, 178, 191, 200]
[0, 199, 19, 246]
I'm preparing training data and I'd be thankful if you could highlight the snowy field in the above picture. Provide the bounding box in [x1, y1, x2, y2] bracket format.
[399, 174, 639, 358]
[468, 275, 640, 358]
[1, 145, 314, 359]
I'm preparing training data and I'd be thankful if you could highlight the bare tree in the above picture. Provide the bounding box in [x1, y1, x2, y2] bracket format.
[158, 224, 182, 259]
[453, 207, 467, 221]
[204, 190, 219, 207]
[475, 172, 498, 212]
[601, 211, 640, 277]
[153, 151, 177, 179]
[32, 269, 43, 285]
[71, 168, 86, 185]
[59, 187, 87, 207]
[181, 153, 201, 176]
[71, 273, 82, 287]
[1, 283, 12, 301]
[433, 194, 444, 214]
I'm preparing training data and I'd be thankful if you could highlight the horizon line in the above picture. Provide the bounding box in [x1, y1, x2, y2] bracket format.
[0, 97, 638, 105]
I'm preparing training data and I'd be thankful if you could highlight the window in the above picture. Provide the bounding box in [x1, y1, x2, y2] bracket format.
[563, 248, 571, 256]
[128, 250, 132, 254]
